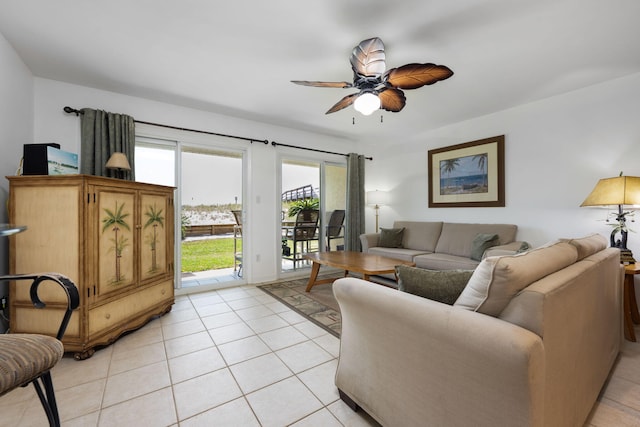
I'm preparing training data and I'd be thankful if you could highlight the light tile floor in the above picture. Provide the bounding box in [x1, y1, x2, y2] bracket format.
[2, 282, 640, 426]
[0, 284, 379, 427]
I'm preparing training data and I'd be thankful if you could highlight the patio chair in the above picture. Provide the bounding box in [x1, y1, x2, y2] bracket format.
[0, 273, 80, 427]
[325, 209, 345, 251]
[231, 210, 242, 277]
[282, 209, 320, 268]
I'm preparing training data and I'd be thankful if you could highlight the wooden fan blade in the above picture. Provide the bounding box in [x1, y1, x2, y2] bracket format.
[326, 93, 358, 114]
[379, 88, 406, 112]
[384, 63, 454, 89]
[291, 80, 352, 88]
[350, 37, 386, 77]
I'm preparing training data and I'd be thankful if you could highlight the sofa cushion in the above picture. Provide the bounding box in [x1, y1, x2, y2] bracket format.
[379, 227, 405, 248]
[435, 223, 517, 258]
[414, 253, 481, 270]
[562, 233, 607, 261]
[470, 233, 500, 261]
[454, 240, 579, 316]
[369, 247, 430, 263]
[396, 265, 474, 305]
[393, 221, 443, 252]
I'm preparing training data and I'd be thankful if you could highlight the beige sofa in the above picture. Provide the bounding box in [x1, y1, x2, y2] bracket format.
[334, 234, 623, 427]
[360, 221, 525, 284]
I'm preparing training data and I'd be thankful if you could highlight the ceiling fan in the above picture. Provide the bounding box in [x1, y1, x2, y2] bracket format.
[292, 37, 454, 116]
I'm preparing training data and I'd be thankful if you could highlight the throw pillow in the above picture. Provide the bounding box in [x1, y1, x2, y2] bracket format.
[396, 265, 474, 305]
[470, 233, 500, 261]
[454, 240, 578, 316]
[516, 241, 531, 253]
[379, 227, 405, 248]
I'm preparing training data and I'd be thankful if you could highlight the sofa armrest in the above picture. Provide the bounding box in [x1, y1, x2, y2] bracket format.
[334, 277, 545, 427]
[359, 233, 380, 252]
[483, 241, 527, 258]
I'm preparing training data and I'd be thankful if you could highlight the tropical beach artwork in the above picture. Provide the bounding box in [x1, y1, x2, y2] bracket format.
[439, 153, 488, 195]
[428, 135, 504, 208]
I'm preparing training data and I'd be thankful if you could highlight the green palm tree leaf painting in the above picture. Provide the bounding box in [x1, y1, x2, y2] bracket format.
[102, 201, 131, 284]
[144, 203, 165, 273]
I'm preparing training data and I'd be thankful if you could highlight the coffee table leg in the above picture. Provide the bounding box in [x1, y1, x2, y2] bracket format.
[305, 261, 321, 292]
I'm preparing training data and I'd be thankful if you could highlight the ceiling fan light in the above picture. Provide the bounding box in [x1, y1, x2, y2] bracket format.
[354, 92, 380, 116]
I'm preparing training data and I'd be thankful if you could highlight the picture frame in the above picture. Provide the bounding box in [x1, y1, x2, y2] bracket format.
[428, 135, 505, 208]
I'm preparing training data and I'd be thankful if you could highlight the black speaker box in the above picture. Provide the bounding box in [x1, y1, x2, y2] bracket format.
[22, 143, 61, 175]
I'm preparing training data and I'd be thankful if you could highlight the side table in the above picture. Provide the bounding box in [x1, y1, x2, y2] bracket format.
[624, 264, 640, 341]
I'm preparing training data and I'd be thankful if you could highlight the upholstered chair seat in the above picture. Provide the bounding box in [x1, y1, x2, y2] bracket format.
[0, 334, 64, 396]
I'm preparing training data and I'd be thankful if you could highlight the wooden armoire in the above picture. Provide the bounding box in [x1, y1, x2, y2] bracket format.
[7, 175, 175, 359]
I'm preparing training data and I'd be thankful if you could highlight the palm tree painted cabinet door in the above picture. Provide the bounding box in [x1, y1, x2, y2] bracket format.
[95, 187, 137, 296]
[7, 175, 175, 360]
[139, 192, 170, 282]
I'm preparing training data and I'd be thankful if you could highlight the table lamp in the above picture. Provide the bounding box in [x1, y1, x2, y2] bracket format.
[581, 173, 640, 264]
[367, 190, 390, 232]
[105, 152, 131, 179]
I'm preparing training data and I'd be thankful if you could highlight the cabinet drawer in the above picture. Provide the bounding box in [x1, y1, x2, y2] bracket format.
[88, 280, 173, 335]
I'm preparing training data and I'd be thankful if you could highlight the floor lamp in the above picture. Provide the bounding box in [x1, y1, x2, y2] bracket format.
[581, 173, 640, 264]
[367, 190, 390, 232]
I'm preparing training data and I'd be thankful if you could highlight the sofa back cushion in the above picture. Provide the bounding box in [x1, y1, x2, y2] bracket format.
[393, 221, 443, 252]
[454, 240, 578, 316]
[435, 223, 517, 258]
[561, 233, 607, 261]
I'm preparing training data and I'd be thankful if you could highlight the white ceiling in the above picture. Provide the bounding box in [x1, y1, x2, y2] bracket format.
[2, 0, 640, 142]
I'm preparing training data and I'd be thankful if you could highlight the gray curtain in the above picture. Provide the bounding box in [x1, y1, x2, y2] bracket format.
[80, 108, 135, 180]
[345, 153, 365, 251]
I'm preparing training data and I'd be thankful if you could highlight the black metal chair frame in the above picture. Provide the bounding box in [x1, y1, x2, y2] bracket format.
[231, 210, 243, 277]
[325, 209, 345, 251]
[0, 273, 80, 427]
[282, 209, 320, 268]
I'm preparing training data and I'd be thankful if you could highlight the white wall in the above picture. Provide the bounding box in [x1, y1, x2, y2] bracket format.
[32, 78, 355, 284]
[5, 28, 640, 288]
[0, 32, 33, 301]
[362, 72, 640, 258]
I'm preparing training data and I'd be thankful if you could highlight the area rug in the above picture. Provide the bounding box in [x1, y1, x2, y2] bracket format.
[257, 273, 344, 337]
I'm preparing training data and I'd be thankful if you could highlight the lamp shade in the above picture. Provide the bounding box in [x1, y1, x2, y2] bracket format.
[581, 176, 640, 207]
[105, 152, 131, 171]
[367, 190, 390, 206]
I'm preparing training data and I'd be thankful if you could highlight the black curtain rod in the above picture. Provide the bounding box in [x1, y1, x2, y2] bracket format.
[271, 141, 372, 161]
[63, 106, 372, 159]
[63, 106, 267, 145]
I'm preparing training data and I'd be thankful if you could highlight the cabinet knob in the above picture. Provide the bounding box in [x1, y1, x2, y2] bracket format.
[161, 289, 166, 295]
[105, 313, 111, 319]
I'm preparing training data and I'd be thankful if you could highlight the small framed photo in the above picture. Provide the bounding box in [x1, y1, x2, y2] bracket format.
[428, 135, 505, 208]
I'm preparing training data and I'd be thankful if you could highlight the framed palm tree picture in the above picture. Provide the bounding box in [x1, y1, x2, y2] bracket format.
[428, 135, 505, 207]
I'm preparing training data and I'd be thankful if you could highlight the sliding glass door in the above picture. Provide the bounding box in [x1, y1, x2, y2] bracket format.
[280, 158, 346, 273]
[180, 147, 243, 287]
[135, 137, 244, 289]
